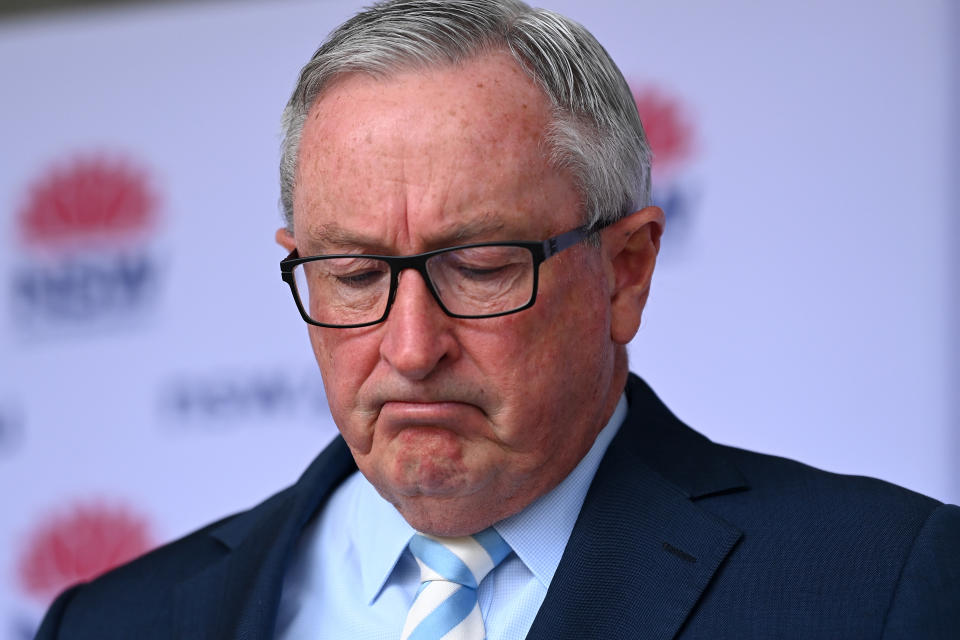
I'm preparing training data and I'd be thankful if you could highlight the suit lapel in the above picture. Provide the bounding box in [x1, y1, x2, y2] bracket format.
[172, 437, 357, 640]
[527, 375, 747, 640]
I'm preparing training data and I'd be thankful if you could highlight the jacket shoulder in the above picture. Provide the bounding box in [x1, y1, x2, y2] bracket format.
[35, 436, 356, 639]
[687, 443, 957, 637]
[717, 441, 942, 513]
[621, 374, 959, 637]
[35, 488, 292, 640]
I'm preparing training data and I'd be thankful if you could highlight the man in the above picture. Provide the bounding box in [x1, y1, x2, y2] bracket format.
[37, 1, 959, 638]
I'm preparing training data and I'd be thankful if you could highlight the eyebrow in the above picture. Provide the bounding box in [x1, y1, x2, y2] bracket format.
[302, 215, 509, 254]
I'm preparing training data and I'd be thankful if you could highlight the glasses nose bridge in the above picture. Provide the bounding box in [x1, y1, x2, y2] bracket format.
[385, 253, 446, 317]
[390, 253, 432, 279]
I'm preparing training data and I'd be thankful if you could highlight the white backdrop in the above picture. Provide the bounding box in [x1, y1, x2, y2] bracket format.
[1, 1, 956, 637]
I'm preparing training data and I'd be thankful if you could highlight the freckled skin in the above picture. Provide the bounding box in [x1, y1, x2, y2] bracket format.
[277, 51, 663, 535]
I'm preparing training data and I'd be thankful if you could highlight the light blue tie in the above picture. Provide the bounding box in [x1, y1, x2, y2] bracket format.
[401, 527, 512, 640]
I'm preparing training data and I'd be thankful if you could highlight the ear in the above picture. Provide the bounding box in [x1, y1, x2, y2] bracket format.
[276, 227, 296, 252]
[602, 206, 664, 345]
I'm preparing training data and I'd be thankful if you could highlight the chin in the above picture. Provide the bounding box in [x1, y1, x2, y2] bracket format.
[391, 467, 473, 500]
[393, 494, 503, 537]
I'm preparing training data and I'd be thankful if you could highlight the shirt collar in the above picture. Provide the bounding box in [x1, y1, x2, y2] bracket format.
[353, 477, 415, 604]
[353, 392, 628, 602]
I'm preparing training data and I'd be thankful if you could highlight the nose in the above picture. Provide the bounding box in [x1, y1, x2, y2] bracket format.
[379, 269, 459, 380]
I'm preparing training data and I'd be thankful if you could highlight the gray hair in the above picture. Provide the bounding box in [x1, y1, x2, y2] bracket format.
[279, 0, 651, 233]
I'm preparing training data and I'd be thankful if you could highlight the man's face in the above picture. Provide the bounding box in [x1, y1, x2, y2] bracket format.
[280, 52, 637, 535]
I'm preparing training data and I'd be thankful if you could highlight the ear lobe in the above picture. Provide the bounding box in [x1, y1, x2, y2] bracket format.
[276, 227, 297, 252]
[604, 206, 664, 345]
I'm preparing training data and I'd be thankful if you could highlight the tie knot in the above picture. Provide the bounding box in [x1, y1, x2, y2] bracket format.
[409, 527, 512, 590]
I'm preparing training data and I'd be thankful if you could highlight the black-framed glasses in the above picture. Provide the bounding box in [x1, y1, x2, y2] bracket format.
[280, 224, 599, 328]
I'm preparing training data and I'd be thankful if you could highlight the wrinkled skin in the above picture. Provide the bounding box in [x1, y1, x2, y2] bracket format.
[277, 51, 663, 536]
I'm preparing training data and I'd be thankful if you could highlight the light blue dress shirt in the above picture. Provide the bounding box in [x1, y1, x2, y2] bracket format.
[275, 394, 627, 640]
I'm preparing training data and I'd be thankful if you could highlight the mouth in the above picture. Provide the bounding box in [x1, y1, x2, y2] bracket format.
[361, 380, 493, 436]
[378, 400, 481, 427]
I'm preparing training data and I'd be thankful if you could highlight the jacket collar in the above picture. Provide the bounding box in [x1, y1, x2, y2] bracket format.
[623, 374, 747, 499]
[172, 437, 356, 639]
[527, 374, 747, 640]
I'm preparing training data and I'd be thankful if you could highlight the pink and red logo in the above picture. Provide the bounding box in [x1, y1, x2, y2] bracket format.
[18, 155, 158, 250]
[9, 152, 165, 333]
[18, 501, 155, 603]
[633, 86, 697, 180]
[631, 84, 701, 256]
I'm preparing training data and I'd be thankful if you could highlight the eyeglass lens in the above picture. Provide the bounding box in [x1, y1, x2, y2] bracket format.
[292, 245, 536, 326]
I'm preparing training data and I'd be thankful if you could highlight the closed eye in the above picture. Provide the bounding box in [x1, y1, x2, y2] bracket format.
[335, 269, 387, 288]
[456, 264, 510, 280]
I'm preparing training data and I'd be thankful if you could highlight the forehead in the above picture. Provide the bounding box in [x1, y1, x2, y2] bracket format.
[292, 52, 582, 251]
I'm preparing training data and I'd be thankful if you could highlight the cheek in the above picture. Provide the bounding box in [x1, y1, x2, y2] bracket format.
[309, 328, 387, 459]
[308, 326, 375, 416]
[519, 264, 610, 367]
[472, 277, 610, 435]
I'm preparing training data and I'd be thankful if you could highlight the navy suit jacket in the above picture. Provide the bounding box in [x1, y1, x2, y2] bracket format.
[37, 374, 960, 639]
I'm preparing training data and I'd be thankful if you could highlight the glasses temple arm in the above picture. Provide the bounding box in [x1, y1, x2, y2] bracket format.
[542, 220, 611, 258]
